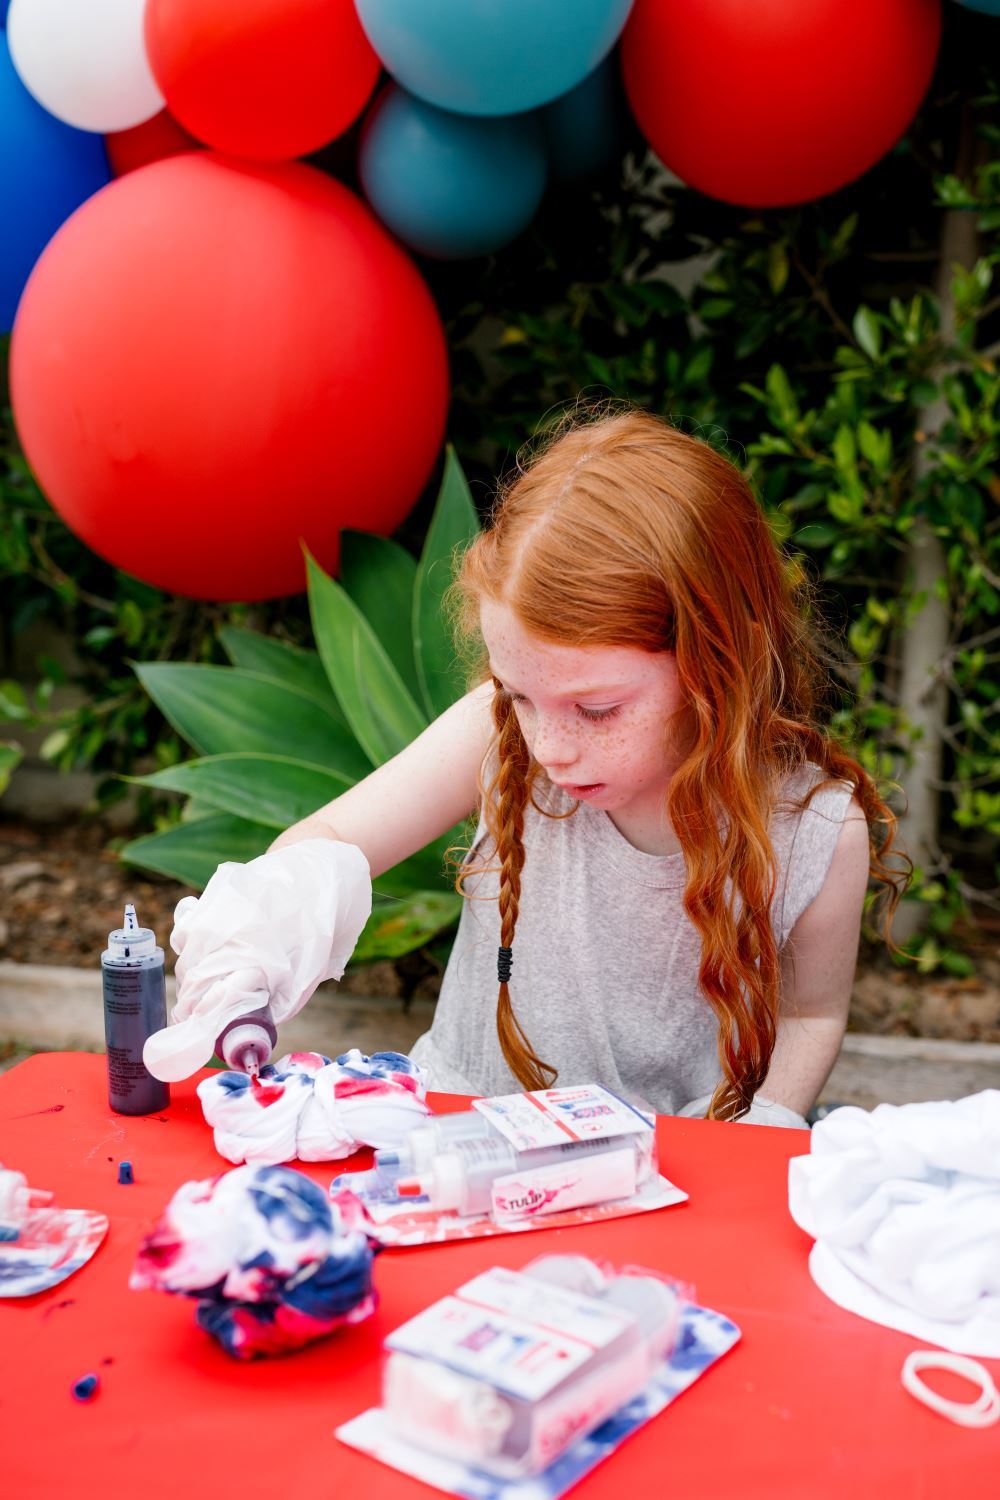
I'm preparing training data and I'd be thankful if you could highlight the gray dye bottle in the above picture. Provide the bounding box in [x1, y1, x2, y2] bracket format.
[102, 903, 169, 1115]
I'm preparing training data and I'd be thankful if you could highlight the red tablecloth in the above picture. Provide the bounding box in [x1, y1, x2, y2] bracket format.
[0, 1053, 995, 1498]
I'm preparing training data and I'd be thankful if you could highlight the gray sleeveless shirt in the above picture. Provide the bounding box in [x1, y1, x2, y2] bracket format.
[409, 762, 854, 1113]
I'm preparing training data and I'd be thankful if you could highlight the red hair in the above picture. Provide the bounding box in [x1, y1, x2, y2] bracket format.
[444, 407, 910, 1119]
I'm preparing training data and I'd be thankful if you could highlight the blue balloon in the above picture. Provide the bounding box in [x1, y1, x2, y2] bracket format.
[356, 0, 634, 117]
[0, 2, 8, 27]
[359, 85, 547, 260]
[0, 35, 110, 332]
[540, 54, 626, 184]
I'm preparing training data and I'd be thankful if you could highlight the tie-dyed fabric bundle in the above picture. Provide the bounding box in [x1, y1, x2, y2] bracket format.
[130, 1164, 376, 1359]
[196, 1048, 430, 1165]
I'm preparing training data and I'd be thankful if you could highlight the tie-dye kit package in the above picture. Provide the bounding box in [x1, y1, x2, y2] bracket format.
[336, 1254, 740, 1497]
[332, 1084, 688, 1247]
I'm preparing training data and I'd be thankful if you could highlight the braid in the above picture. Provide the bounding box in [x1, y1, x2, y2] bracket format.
[491, 680, 557, 1090]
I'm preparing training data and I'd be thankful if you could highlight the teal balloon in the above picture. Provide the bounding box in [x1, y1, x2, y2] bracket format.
[955, 0, 1000, 11]
[0, 34, 110, 331]
[355, 0, 634, 117]
[540, 54, 626, 183]
[359, 85, 547, 259]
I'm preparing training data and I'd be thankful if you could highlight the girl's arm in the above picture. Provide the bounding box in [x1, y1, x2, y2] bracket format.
[269, 681, 495, 878]
[760, 798, 872, 1117]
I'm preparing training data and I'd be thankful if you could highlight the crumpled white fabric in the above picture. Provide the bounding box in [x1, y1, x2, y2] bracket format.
[197, 1049, 431, 1166]
[143, 840, 372, 1083]
[788, 1090, 1000, 1356]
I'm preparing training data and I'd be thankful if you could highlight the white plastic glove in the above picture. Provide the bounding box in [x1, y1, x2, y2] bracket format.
[143, 839, 372, 1083]
[677, 1093, 809, 1129]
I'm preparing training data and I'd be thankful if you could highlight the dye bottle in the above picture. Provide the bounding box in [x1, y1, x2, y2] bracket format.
[102, 903, 169, 1115]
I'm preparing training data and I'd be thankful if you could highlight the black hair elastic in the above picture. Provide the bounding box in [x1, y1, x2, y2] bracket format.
[497, 945, 513, 984]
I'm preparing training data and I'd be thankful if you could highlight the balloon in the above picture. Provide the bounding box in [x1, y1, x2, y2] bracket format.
[954, 0, 1000, 11]
[621, 0, 942, 208]
[0, 36, 110, 331]
[105, 109, 201, 176]
[359, 85, 547, 259]
[10, 155, 450, 602]
[540, 55, 627, 183]
[144, 0, 380, 161]
[355, 0, 634, 117]
[7, 0, 163, 133]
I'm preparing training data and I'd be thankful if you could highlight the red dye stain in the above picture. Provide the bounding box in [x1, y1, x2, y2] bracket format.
[333, 1078, 388, 1100]
[137, 1230, 182, 1270]
[250, 1075, 286, 1108]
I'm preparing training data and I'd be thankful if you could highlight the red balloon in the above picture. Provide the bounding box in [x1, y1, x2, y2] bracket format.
[105, 110, 202, 177]
[621, 0, 941, 207]
[144, 0, 381, 161]
[10, 154, 449, 601]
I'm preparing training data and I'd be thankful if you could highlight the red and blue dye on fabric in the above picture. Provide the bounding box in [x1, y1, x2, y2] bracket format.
[130, 1164, 376, 1359]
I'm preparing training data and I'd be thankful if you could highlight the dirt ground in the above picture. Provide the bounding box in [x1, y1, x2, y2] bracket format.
[1, 815, 998, 1043]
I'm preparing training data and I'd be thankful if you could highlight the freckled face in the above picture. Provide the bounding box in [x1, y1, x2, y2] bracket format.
[480, 599, 688, 819]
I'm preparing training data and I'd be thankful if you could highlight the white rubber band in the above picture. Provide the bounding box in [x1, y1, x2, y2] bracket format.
[901, 1351, 1000, 1429]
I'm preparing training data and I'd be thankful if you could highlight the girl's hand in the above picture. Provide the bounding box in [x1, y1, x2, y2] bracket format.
[143, 840, 372, 1082]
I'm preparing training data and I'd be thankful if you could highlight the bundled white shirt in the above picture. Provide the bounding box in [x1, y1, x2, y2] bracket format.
[788, 1091, 1000, 1356]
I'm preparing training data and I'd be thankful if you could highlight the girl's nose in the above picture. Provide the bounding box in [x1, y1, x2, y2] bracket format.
[531, 717, 579, 770]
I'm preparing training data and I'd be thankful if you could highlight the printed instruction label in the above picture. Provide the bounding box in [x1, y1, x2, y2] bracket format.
[473, 1084, 653, 1152]
[386, 1267, 634, 1402]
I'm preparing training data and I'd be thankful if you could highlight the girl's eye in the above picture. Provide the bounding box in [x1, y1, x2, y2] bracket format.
[507, 691, 620, 724]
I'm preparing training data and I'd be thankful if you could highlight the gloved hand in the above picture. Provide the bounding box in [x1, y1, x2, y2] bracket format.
[677, 1093, 809, 1129]
[143, 839, 372, 1083]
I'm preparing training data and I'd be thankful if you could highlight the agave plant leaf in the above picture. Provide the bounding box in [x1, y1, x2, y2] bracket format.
[306, 551, 426, 766]
[339, 530, 422, 704]
[413, 445, 481, 721]
[351, 890, 463, 964]
[135, 664, 370, 781]
[120, 813, 273, 888]
[218, 626, 347, 726]
[133, 752, 351, 830]
[0, 741, 23, 797]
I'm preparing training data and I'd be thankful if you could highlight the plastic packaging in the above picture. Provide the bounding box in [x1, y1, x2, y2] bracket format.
[374, 1110, 495, 1181]
[102, 903, 169, 1115]
[388, 1085, 658, 1223]
[381, 1255, 686, 1478]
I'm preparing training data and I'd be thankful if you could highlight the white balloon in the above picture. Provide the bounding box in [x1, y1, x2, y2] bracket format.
[8, 0, 163, 134]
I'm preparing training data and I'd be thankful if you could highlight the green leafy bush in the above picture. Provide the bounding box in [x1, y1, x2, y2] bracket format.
[120, 451, 482, 965]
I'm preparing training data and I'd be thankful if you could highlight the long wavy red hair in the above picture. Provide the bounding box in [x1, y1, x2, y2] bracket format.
[444, 407, 910, 1119]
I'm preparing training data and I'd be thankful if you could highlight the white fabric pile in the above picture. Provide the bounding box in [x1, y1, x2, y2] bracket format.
[789, 1090, 1000, 1356]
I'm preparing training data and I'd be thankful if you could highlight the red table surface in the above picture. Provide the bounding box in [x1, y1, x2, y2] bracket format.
[0, 1053, 995, 1499]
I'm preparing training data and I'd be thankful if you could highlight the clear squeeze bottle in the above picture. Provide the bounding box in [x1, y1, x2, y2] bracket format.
[102, 904, 169, 1115]
[213, 1006, 277, 1075]
[374, 1109, 495, 1180]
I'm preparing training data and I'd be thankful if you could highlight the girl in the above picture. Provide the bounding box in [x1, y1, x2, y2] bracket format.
[181, 407, 910, 1125]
